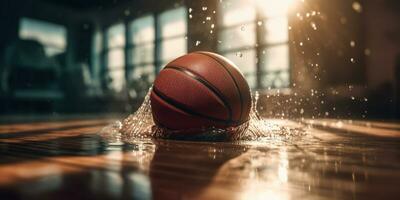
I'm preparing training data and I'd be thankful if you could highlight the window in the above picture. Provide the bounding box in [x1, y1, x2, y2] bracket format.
[156, 7, 187, 70]
[19, 17, 67, 56]
[91, 6, 187, 95]
[105, 23, 126, 92]
[218, 0, 291, 89]
[91, 31, 103, 84]
[128, 15, 155, 82]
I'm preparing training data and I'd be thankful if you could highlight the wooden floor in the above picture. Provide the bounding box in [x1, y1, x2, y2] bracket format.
[0, 116, 400, 200]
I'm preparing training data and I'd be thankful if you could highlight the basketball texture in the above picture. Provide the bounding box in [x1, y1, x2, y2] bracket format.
[150, 51, 251, 131]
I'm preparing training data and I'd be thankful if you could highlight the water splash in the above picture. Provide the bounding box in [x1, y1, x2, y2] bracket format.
[99, 88, 154, 144]
[99, 87, 307, 143]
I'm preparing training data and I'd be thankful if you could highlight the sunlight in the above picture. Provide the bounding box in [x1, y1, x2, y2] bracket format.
[278, 148, 289, 183]
[238, 148, 290, 200]
[256, 0, 297, 17]
[222, 5, 256, 27]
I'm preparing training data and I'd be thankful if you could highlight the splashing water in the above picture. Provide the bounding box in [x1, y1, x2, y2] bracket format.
[99, 87, 307, 143]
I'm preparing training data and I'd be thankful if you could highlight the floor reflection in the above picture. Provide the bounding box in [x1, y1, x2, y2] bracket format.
[1, 119, 400, 199]
[149, 140, 248, 200]
[196, 148, 292, 200]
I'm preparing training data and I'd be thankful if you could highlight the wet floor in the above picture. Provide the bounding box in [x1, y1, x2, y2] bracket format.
[0, 117, 399, 200]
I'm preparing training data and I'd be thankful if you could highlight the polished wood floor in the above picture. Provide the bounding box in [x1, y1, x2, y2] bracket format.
[0, 116, 399, 200]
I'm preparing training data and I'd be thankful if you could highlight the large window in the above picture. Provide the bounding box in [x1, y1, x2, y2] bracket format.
[92, 6, 187, 95]
[128, 15, 155, 82]
[19, 18, 66, 57]
[156, 7, 187, 70]
[219, 0, 291, 89]
[105, 23, 125, 92]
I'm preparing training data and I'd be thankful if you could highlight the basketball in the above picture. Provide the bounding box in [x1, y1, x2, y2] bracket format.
[150, 51, 252, 131]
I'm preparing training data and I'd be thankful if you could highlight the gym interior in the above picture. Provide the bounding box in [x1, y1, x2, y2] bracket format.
[0, 0, 399, 118]
[0, 0, 399, 199]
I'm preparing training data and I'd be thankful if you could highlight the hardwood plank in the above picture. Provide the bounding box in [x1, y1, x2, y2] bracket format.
[301, 119, 400, 138]
[0, 118, 399, 199]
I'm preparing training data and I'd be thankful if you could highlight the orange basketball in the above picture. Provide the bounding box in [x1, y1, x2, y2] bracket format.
[150, 51, 251, 132]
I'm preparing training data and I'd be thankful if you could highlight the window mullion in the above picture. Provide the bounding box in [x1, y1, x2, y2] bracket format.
[124, 21, 130, 86]
[256, 11, 263, 89]
[154, 12, 161, 74]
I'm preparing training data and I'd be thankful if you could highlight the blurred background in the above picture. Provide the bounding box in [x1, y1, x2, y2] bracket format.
[0, 0, 399, 120]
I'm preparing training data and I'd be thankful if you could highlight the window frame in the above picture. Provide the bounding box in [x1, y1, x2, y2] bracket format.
[102, 23, 126, 93]
[95, 6, 188, 95]
[18, 17, 67, 57]
[155, 7, 188, 72]
[217, 2, 292, 89]
[127, 15, 156, 82]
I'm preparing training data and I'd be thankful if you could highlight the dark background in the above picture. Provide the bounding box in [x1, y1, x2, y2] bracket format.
[0, 0, 399, 119]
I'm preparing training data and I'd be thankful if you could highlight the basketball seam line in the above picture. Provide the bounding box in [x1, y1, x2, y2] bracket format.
[151, 115, 168, 129]
[164, 65, 233, 121]
[194, 52, 244, 122]
[152, 87, 239, 125]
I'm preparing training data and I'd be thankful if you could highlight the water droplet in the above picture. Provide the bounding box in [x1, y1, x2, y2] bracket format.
[188, 8, 193, 13]
[352, 1, 362, 13]
[350, 58, 355, 63]
[257, 21, 263, 26]
[299, 42, 303, 46]
[300, 108, 304, 114]
[364, 97, 368, 102]
[310, 22, 317, 30]
[206, 16, 211, 20]
[195, 40, 201, 46]
[296, 13, 304, 20]
[211, 24, 215, 29]
[202, 6, 208, 11]
[350, 41, 355, 47]
[351, 96, 355, 100]
[189, 14, 192, 19]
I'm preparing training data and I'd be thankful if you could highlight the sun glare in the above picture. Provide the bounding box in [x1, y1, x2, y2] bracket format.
[256, 0, 298, 17]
